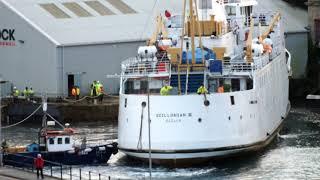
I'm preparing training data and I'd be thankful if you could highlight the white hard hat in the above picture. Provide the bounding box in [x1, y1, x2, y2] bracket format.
[97, 81, 100, 83]
[13, 87, 17, 89]
[37, 154, 42, 158]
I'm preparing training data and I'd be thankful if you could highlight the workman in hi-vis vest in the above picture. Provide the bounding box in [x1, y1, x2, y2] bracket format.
[197, 84, 208, 95]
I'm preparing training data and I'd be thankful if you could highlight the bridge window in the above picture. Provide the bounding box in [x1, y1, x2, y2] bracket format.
[247, 79, 253, 90]
[199, 0, 212, 9]
[231, 79, 240, 91]
[65, 137, 70, 144]
[124, 79, 164, 94]
[58, 138, 62, 144]
[230, 96, 235, 105]
[49, 138, 54, 145]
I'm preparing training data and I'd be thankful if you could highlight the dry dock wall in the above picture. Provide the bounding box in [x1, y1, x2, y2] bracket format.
[1, 97, 119, 124]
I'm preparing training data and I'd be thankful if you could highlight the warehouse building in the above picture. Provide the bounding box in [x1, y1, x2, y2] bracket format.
[256, 0, 309, 79]
[0, 0, 181, 97]
[0, 0, 308, 97]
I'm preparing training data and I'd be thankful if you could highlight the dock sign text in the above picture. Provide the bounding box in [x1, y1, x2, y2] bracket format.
[0, 28, 16, 46]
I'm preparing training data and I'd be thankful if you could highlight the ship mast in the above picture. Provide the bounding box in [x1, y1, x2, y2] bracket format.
[178, 0, 187, 95]
[189, 0, 196, 64]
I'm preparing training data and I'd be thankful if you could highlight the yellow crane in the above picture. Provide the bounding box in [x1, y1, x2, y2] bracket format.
[246, 16, 254, 62]
[148, 15, 168, 45]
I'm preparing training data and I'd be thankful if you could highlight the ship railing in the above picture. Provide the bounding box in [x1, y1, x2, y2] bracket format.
[222, 60, 254, 75]
[222, 53, 273, 75]
[121, 57, 171, 77]
[224, 0, 256, 4]
[227, 12, 277, 30]
[253, 54, 270, 69]
[270, 35, 284, 59]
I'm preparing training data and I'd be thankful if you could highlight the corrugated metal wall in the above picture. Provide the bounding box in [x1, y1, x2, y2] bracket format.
[0, 1, 59, 96]
[285, 32, 308, 79]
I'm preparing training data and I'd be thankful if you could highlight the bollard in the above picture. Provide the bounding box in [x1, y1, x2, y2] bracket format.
[60, 164, 63, 180]
[79, 168, 82, 180]
[70, 166, 72, 180]
[89, 171, 91, 180]
[109, 176, 111, 180]
[50, 165, 53, 177]
[99, 173, 101, 180]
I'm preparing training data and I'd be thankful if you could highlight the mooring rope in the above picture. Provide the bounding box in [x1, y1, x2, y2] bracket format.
[62, 93, 118, 103]
[1, 105, 42, 129]
[62, 96, 91, 103]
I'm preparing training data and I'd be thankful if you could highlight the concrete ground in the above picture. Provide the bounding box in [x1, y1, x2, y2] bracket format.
[0, 167, 59, 180]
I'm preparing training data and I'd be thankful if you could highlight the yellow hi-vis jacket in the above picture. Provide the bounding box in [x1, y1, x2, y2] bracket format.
[76, 87, 80, 96]
[197, 86, 208, 94]
[13, 89, 20, 97]
[96, 83, 103, 95]
[160, 85, 173, 96]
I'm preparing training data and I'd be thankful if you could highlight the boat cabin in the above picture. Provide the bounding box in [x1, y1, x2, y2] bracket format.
[46, 134, 74, 152]
[38, 122, 75, 152]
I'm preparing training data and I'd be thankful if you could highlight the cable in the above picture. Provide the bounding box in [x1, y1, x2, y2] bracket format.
[46, 113, 65, 128]
[140, 0, 159, 41]
[1, 105, 42, 129]
[62, 96, 89, 103]
[137, 106, 145, 150]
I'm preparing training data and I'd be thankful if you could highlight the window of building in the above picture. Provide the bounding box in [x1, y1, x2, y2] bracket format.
[58, 138, 62, 144]
[65, 137, 70, 144]
[225, 6, 236, 16]
[49, 138, 54, 145]
[199, 0, 212, 9]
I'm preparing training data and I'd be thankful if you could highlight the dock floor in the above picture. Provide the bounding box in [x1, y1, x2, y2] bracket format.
[0, 167, 58, 180]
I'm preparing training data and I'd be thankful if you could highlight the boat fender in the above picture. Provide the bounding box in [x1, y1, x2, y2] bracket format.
[252, 43, 263, 56]
[84, 148, 92, 153]
[98, 146, 106, 151]
[138, 46, 157, 58]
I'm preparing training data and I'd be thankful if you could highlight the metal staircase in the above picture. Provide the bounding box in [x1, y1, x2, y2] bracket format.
[170, 74, 204, 93]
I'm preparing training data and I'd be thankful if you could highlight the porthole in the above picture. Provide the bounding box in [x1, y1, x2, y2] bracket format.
[141, 101, 146, 107]
[204, 100, 210, 106]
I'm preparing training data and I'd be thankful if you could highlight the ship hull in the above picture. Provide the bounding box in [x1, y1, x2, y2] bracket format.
[120, 119, 285, 166]
[118, 52, 290, 165]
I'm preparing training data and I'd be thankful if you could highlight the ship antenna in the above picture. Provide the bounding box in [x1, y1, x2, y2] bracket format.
[178, 0, 187, 95]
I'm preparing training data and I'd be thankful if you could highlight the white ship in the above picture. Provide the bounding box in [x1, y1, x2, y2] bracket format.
[117, 0, 291, 165]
